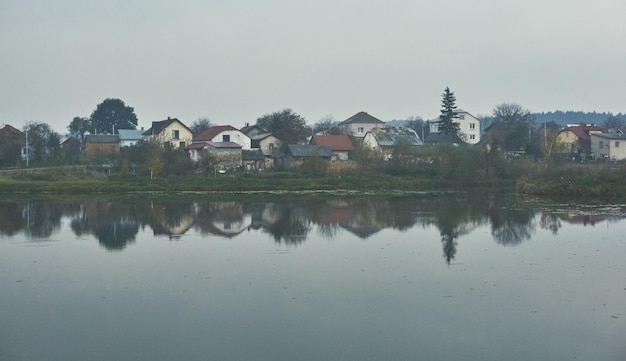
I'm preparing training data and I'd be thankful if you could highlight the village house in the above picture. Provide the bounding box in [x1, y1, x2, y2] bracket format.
[193, 125, 251, 150]
[590, 132, 626, 161]
[338, 112, 385, 139]
[118, 129, 144, 147]
[309, 134, 354, 160]
[240, 123, 267, 138]
[429, 109, 481, 144]
[84, 134, 120, 155]
[142, 117, 193, 149]
[363, 127, 423, 160]
[59, 136, 81, 162]
[204, 141, 243, 170]
[281, 144, 332, 168]
[557, 123, 605, 159]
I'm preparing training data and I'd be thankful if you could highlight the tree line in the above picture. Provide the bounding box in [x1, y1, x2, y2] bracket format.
[1, 90, 622, 180]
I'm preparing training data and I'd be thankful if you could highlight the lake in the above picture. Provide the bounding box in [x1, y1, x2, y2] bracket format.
[1, 192, 624, 361]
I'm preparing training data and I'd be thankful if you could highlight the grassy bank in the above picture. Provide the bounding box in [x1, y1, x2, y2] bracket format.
[5, 162, 626, 197]
[0, 166, 514, 195]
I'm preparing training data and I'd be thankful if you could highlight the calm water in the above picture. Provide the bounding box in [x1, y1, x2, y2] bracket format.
[1, 193, 625, 361]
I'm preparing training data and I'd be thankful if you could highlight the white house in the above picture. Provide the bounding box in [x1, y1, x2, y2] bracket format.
[338, 111, 385, 139]
[193, 125, 251, 150]
[590, 132, 626, 161]
[429, 109, 481, 144]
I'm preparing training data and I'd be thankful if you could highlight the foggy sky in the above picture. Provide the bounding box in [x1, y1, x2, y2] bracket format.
[1, 0, 624, 133]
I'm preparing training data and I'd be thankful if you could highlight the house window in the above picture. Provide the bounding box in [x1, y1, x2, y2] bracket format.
[469, 123, 475, 129]
[459, 115, 465, 120]
[172, 130, 179, 139]
[269, 143, 274, 150]
[615, 141, 620, 148]
[223, 134, 230, 142]
[179, 141, 185, 148]
[470, 134, 475, 140]
[599, 141, 604, 149]
[358, 127, 364, 133]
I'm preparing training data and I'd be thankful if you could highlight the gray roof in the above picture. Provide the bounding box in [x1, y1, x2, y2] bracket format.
[85, 134, 119, 143]
[286, 144, 332, 158]
[118, 129, 144, 141]
[242, 149, 265, 161]
[366, 127, 423, 147]
[591, 132, 626, 140]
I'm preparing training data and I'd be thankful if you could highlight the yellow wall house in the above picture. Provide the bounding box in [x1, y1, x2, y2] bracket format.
[143, 117, 193, 149]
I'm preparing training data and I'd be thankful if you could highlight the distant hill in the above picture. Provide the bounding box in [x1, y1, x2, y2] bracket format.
[532, 111, 626, 127]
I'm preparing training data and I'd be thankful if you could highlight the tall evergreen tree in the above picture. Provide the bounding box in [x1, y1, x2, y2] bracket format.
[438, 87, 460, 135]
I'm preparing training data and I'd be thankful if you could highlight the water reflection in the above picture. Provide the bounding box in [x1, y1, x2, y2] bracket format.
[2, 194, 626, 262]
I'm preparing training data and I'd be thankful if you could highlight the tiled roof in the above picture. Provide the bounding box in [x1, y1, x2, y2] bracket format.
[310, 134, 354, 151]
[562, 125, 605, 141]
[339, 111, 385, 125]
[194, 125, 238, 142]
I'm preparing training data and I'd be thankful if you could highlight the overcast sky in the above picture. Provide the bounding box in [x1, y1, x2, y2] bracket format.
[1, 0, 624, 133]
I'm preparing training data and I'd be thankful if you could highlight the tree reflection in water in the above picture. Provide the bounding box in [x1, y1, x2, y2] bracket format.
[1, 194, 625, 262]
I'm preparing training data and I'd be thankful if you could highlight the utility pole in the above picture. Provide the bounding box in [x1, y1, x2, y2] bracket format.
[25, 130, 29, 167]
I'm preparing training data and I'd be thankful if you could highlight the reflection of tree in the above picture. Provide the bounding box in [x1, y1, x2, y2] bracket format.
[0, 201, 26, 236]
[441, 231, 458, 264]
[539, 212, 562, 234]
[267, 206, 312, 245]
[23, 203, 64, 239]
[69, 201, 141, 250]
[489, 206, 535, 246]
[93, 221, 139, 251]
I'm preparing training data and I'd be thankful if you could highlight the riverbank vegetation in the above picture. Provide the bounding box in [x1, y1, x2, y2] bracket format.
[2, 142, 625, 197]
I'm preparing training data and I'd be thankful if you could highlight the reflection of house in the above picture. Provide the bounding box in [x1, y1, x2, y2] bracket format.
[309, 134, 354, 160]
[338, 111, 385, 139]
[118, 129, 144, 147]
[557, 124, 605, 157]
[281, 144, 332, 167]
[193, 202, 253, 238]
[363, 127, 422, 159]
[143, 117, 193, 149]
[151, 215, 194, 239]
[590, 132, 626, 161]
[85, 134, 120, 155]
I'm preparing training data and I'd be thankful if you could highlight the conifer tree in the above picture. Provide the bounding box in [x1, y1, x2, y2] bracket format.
[438, 87, 460, 135]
